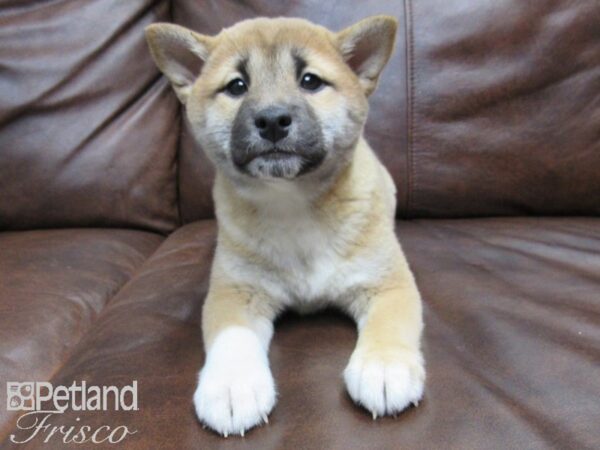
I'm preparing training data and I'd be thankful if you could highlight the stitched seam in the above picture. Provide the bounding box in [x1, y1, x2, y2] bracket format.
[404, 0, 416, 218]
[173, 101, 184, 227]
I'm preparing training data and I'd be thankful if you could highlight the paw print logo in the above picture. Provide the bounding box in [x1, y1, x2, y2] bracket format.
[6, 382, 35, 411]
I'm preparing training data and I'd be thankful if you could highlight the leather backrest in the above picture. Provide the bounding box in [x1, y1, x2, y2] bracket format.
[406, 0, 600, 217]
[2, 1, 597, 228]
[0, 0, 180, 233]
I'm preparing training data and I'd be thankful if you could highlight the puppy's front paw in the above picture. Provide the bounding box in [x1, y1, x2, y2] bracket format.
[194, 327, 276, 437]
[344, 349, 424, 418]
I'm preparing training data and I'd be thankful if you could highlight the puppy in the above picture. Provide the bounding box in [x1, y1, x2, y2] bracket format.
[146, 16, 424, 437]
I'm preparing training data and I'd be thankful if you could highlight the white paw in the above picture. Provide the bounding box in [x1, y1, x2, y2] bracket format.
[194, 327, 276, 437]
[344, 349, 425, 418]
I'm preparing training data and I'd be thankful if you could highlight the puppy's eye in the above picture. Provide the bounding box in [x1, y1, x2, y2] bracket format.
[224, 78, 247, 97]
[300, 73, 324, 91]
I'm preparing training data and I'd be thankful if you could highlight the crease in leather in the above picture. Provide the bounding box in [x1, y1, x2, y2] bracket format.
[426, 220, 600, 286]
[0, 0, 68, 18]
[62, 72, 164, 167]
[431, 63, 596, 123]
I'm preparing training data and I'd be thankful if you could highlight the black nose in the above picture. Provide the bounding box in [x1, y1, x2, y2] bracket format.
[254, 107, 292, 143]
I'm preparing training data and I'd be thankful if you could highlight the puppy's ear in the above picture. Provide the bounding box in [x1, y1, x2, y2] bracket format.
[336, 16, 398, 96]
[145, 23, 214, 104]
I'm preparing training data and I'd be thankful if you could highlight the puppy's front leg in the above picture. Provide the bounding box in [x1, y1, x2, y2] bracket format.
[344, 263, 425, 418]
[194, 279, 277, 437]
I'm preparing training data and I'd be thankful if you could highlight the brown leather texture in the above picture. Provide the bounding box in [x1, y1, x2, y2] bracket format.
[406, 0, 600, 217]
[1, 0, 599, 448]
[0, 0, 180, 233]
[174, 0, 408, 222]
[0, 228, 163, 439]
[3, 219, 599, 449]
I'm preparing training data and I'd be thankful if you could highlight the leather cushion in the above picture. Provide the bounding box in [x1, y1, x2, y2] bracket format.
[406, 0, 600, 217]
[0, 228, 162, 439]
[6, 218, 598, 448]
[0, 0, 180, 233]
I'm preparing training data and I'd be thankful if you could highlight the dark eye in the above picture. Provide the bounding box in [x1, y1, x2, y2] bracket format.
[300, 73, 324, 91]
[225, 78, 247, 97]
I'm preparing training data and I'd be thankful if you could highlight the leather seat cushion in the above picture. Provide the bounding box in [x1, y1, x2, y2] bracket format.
[0, 229, 163, 438]
[3, 218, 599, 448]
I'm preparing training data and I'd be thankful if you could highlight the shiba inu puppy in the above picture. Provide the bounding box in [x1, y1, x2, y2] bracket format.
[146, 15, 424, 437]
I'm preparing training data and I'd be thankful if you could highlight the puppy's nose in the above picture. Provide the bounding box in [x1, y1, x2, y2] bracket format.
[254, 107, 292, 143]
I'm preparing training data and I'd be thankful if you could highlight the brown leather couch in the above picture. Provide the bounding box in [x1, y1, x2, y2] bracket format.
[1, 1, 599, 449]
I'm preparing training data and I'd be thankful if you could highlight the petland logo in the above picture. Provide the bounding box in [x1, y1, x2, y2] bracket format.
[6, 381, 138, 445]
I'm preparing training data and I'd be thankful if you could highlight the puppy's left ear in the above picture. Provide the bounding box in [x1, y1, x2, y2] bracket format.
[336, 16, 398, 96]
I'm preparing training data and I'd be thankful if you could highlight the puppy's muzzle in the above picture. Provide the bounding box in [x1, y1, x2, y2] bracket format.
[231, 101, 326, 176]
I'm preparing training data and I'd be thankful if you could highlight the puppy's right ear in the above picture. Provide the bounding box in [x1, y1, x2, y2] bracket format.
[336, 16, 398, 96]
[145, 23, 214, 104]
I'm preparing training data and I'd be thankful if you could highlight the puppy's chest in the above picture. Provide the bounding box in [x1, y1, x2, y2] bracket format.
[247, 213, 370, 306]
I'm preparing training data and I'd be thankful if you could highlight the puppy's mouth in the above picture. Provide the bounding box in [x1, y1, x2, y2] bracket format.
[233, 146, 325, 179]
[251, 148, 298, 162]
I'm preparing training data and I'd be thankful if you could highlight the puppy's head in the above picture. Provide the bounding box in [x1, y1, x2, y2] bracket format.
[146, 16, 397, 182]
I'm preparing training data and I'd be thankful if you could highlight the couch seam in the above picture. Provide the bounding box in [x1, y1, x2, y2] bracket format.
[173, 106, 184, 227]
